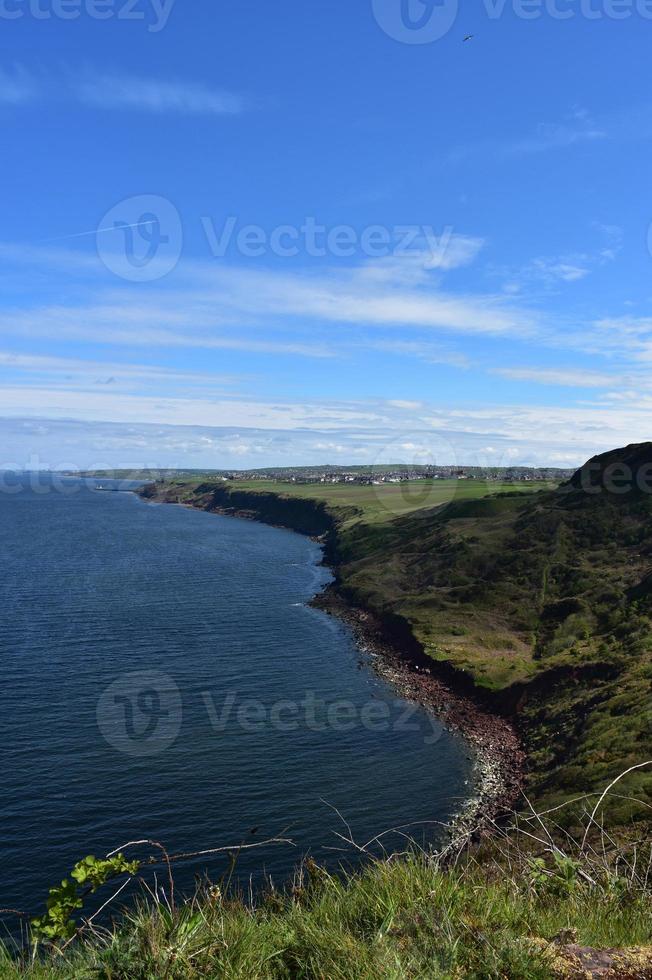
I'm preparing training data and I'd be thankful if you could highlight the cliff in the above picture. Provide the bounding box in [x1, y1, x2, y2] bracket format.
[139, 445, 652, 827]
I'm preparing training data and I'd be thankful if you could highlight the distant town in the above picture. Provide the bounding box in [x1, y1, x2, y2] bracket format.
[216, 464, 574, 485]
[75, 464, 576, 486]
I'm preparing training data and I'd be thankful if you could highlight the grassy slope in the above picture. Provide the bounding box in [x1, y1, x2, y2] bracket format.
[6, 850, 652, 979]
[8, 458, 652, 975]
[328, 472, 652, 822]
[151, 462, 652, 824]
[217, 478, 556, 526]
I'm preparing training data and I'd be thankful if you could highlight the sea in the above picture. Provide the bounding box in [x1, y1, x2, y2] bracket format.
[0, 474, 472, 923]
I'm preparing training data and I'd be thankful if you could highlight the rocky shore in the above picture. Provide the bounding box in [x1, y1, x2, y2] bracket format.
[137, 482, 526, 852]
[311, 586, 525, 853]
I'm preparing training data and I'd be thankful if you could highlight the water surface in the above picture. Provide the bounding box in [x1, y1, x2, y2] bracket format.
[0, 476, 472, 915]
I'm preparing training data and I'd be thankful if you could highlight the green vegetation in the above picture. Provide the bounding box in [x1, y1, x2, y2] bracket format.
[144, 446, 652, 823]
[6, 445, 652, 976]
[149, 477, 556, 528]
[327, 454, 652, 822]
[5, 829, 652, 978]
[30, 856, 140, 943]
[215, 478, 557, 526]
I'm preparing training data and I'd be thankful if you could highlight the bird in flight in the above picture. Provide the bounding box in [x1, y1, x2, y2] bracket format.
[463, 34, 474, 41]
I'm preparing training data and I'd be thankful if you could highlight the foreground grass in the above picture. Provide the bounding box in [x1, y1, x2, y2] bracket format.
[4, 841, 652, 979]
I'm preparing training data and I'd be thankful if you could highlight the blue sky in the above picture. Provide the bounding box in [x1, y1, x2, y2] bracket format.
[1, 0, 652, 471]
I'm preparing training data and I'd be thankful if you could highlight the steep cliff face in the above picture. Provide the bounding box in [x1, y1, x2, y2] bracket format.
[331, 444, 652, 818]
[139, 481, 342, 540]
[139, 447, 652, 824]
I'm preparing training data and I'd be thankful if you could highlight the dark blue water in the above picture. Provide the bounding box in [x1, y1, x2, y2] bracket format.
[0, 476, 471, 920]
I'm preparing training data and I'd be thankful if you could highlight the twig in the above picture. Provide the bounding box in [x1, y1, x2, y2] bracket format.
[59, 878, 131, 954]
[580, 761, 652, 853]
[106, 840, 175, 913]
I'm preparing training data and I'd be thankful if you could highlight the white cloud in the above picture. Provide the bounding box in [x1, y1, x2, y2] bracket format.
[448, 107, 606, 164]
[368, 339, 471, 368]
[0, 65, 246, 116]
[75, 73, 246, 115]
[505, 109, 606, 155]
[0, 239, 539, 346]
[354, 234, 485, 285]
[1, 399, 651, 472]
[496, 225, 622, 294]
[0, 304, 336, 358]
[594, 316, 652, 337]
[531, 259, 590, 283]
[0, 66, 38, 105]
[0, 350, 242, 392]
[387, 400, 423, 410]
[203, 264, 536, 337]
[420, 233, 485, 271]
[494, 366, 617, 388]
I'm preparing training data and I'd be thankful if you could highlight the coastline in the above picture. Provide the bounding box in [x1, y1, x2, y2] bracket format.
[311, 587, 525, 852]
[135, 483, 526, 852]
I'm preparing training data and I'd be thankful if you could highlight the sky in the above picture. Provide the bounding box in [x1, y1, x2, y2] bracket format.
[1, 0, 652, 471]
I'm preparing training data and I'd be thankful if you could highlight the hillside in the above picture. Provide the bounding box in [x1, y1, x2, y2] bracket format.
[141, 444, 652, 825]
[5, 445, 652, 977]
[332, 443, 652, 822]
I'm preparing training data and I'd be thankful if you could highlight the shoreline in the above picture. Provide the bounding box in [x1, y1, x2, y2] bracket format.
[311, 587, 525, 852]
[135, 485, 525, 853]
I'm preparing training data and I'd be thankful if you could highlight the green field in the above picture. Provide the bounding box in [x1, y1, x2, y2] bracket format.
[193, 478, 558, 526]
[157, 455, 652, 822]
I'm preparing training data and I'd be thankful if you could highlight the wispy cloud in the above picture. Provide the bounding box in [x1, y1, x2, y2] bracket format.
[74, 72, 246, 115]
[497, 225, 623, 295]
[503, 107, 606, 156]
[199, 263, 536, 337]
[448, 107, 607, 164]
[0, 66, 39, 106]
[367, 339, 471, 368]
[493, 366, 618, 388]
[0, 240, 539, 344]
[0, 65, 247, 116]
[2, 399, 652, 472]
[331, 235, 485, 290]
[0, 304, 337, 358]
[0, 350, 243, 393]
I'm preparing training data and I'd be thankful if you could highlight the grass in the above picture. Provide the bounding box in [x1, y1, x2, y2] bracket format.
[332, 481, 652, 820]
[4, 813, 652, 979]
[145, 467, 652, 819]
[214, 478, 557, 527]
[5, 450, 652, 976]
